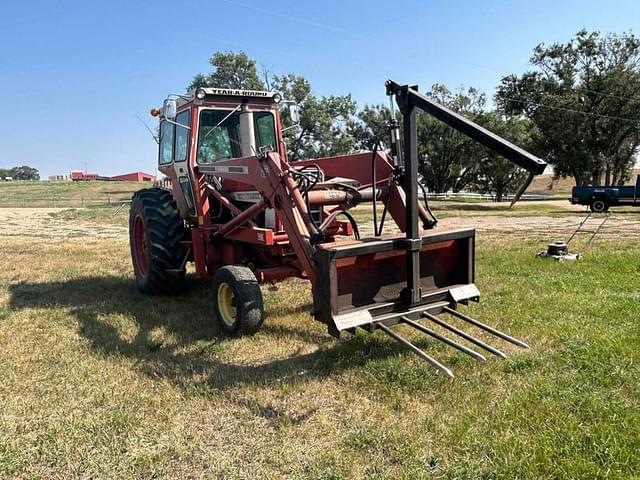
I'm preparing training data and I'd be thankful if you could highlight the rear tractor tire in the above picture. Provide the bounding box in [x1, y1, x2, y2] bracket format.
[589, 198, 609, 213]
[212, 265, 264, 336]
[129, 188, 188, 295]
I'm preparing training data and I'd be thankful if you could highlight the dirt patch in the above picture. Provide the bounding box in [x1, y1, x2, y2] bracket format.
[359, 208, 640, 240]
[439, 213, 640, 240]
[1, 206, 639, 242]
[0, 208, 127, 239]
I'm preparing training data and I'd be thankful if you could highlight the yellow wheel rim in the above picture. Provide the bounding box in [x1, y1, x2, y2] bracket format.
[217, 282, 237, 327]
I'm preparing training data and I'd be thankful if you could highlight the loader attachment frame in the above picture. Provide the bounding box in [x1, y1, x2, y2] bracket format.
[315, 81, 546, 331]
[311, 81, 547, 375]
[386, 80, 547, 309]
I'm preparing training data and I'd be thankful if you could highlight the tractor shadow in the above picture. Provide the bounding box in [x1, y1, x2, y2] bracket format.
[7, 276, 423, 393]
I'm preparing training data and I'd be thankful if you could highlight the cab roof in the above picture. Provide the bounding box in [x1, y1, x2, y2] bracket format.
[177, 87, 280, 108]
[197, 87, 276, 99]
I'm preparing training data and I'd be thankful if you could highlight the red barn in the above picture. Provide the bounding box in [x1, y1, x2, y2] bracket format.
[70, 171, 99, 181]
[111, 171, 156, 182]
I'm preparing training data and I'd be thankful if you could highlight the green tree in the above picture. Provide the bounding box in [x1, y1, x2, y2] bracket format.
[286, 93, 357, 161]
[347, 104, 392, 151]
[417, 84, 486, 193]
[262, 72, 357, 162]
[472, 113, 537, 201]
[188, 51, 266, 90]
[190, 52, 358, 161]
[4, 165, 40, 180]
[496, 30, 640, 186]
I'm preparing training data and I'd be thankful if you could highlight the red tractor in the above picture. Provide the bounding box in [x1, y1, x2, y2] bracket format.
[129, 81, 546, 377]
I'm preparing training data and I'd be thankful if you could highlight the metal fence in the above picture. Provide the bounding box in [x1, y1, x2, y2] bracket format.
[422, 191, 555, 201]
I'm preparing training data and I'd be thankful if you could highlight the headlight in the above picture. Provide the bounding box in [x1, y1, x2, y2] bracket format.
[272, 93, 282, 104]
[195, 88, 206, 100]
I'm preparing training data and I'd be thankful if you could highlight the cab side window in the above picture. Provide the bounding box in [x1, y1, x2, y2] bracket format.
[159, 121, 174, 164]
[254, 112, 276, 151]
[175, 110, 190, 162]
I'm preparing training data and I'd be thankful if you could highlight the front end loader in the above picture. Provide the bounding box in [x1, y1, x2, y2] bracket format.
[129, 81, 546, 377]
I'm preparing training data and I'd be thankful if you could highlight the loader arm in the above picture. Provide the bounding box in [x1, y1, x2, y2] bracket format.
[295, 151, 432, 232]
[385, 80, 547, 175]
[197, 152, 319, 280]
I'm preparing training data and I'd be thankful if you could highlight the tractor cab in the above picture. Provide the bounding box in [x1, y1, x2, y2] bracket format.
[153, 87, 289, 219]
[190, 87, 285, 162]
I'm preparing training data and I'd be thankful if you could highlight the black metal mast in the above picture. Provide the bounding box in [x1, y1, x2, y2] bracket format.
[385, 79, 547, 307]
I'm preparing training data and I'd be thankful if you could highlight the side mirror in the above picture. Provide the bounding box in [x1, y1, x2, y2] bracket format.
[289, 104, 300, 124]
[163, 99, 177, 121]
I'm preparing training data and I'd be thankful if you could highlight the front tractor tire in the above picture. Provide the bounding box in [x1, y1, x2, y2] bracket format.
[589, 198, 609, 213]
[129, 188, 187, 295]
[212, 266, 264, 336]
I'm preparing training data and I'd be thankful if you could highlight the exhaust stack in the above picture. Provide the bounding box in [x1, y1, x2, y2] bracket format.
[238, 103, 256, 157]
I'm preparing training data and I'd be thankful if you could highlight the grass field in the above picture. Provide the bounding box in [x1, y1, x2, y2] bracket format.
[2, 168, 639, 207]
[0, 180, 144, 207]
[0, 176, 580, 210]
[49, 200, 573, 233]
[1, 202, 639, 478]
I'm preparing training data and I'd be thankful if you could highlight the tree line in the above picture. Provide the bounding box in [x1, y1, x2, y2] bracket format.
[0, 165, 40, 181]
[191, 30, 640, 199]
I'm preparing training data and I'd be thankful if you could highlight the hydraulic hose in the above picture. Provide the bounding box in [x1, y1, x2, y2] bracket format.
[376, 178, 392, 236]
[371, 139, 381, 236]
[418, 181, 438, 229]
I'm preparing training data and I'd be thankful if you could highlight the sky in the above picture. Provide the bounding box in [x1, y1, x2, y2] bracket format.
[0, 0, 638, 179]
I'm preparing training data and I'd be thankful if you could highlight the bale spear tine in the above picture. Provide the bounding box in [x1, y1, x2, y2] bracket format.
[443, 306, 529, 349]
[422, 312, 507, 359]
[401, 316, 486, 362]
[377, 323, 454, 378]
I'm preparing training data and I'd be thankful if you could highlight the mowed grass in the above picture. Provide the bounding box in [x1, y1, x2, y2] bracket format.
[48, 206, 131, 227]
[0, 180, 144, 207]
[0, 231, 639, 478]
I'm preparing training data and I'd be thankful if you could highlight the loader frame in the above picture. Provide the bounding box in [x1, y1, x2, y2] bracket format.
[141, 81, 547, 377]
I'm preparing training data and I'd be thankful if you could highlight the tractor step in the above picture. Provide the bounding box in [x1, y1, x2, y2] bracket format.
[375, 306, 528, 378]
[166, 241, 193, 276]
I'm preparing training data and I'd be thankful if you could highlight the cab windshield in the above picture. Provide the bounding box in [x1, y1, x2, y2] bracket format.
[197, 109, 277, 163]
